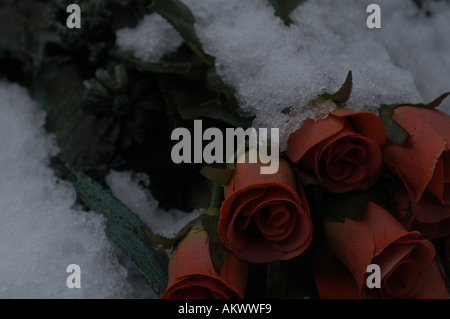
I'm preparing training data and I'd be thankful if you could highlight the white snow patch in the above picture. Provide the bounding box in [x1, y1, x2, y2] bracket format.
[105, 170, 201, 239]
[0, 81, 136, 298]
[181, 0, 450, 149]
[116, 13, 184, 62]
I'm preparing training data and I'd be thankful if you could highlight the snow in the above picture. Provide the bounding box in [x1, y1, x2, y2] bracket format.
[0, 81, 136, 298]
[116, 13, 183, 62]
[182, 0, 450, 149]
[105, 170, 201, 239]
[115, 0, 450, 149]
[0, 81, 196, 299]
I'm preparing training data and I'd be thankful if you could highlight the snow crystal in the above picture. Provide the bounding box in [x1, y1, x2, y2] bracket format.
[105, 170, 201, 239]
[0, 81, 136, 298]
[116, 13, 184, 62]
[182, 0, 450, 149]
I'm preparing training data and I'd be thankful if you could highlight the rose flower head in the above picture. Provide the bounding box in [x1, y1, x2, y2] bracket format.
[314, 202, 449, 299]
[161, 225, 248, 299]
[218, 148, 313, 263]
[286, 107, 386, 193]
[383, 103, 450, 235]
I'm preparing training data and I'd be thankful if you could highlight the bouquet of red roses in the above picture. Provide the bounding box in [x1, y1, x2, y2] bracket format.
[144, 72, 450, 299]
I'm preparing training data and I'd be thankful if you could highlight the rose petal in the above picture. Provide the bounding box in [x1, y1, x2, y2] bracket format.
[164, 275, 234, 299]
[308, 126, 382, 192]
[314, 244, 361, 298]
[395, 106, 450, 146]
[364, 203, 422, 257]
[224, 160, 299, 198]
[426, 156, 445, 204]
[331, 108, 386, 146]
[372, 243, 416, 280]
[220, 157, 312, 263]
[383, 107, 447, 201]
[286, 115, 347, 163]
[412, 191, 450, 224]
[162, 228, 247, 299]
[383, 259, 418, 298]
[323, 217, 375, 288]
[256, 206, 296, 241]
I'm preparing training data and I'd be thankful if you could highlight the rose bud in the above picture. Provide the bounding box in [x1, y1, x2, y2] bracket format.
[314, 202, 449, 299]
[286, 108, 386, 193]
[218, 149, 312, 263]
[161, 226, 248, 299]
[383, 106, 450, 229]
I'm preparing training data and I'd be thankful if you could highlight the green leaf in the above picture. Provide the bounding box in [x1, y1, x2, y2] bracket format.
[200, 165, 234, 186]
[379, 104, 410, 145]
[403, 91, 450, 109]
[201, 212, 228, 274]
[142, 215, 202, 250]
[150, 0, 213, 65]
[110, 48, 208, 80]
[205, 67, 241, 112]
[158, 74, 249, 127]
[141, 226, 179, 250]
[319, 185, 398, 222]
[309, 71, 353, 109]
[330, 71, 353, 104]
[268, 0, 306, 26]
[281, 105, 294, 115]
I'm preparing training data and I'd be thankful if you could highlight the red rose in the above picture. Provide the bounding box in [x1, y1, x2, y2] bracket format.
[218, 152, 312, 263]
[161, 226, 248, 299]
[394, 186, 450, 239]
[286, 108, 386, 193]
[383, 106, 450, 227]
[314, 202, 449, 299]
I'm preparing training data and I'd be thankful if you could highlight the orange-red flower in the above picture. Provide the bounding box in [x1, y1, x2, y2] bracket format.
[161, 226, 248, 299]
[394, 186, 450, 239]
[383, 106, 450, 236]
[218, 154, 312, 263]
[314, 202, 449, 299]
[286, 108, 386, 193]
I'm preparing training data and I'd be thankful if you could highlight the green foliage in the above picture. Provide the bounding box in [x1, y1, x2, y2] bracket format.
[142, 216, 202, 250]
[201, 210, 228, 274]
[315, 183, 397, 223]
[379, 103, 410, 145]
[158, 74, 250, 128]
[406, 91, 450, 109]
[330, 71, 353, 104]
[310, 71, 353, 108]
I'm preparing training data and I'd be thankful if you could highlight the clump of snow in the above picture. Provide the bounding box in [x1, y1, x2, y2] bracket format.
[0, 81, 136, 298]
[373, 0, 450, 106]
[105, 170, 201, 238]
[116, 13, 184, 62]
[181, 0, 450, 149]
